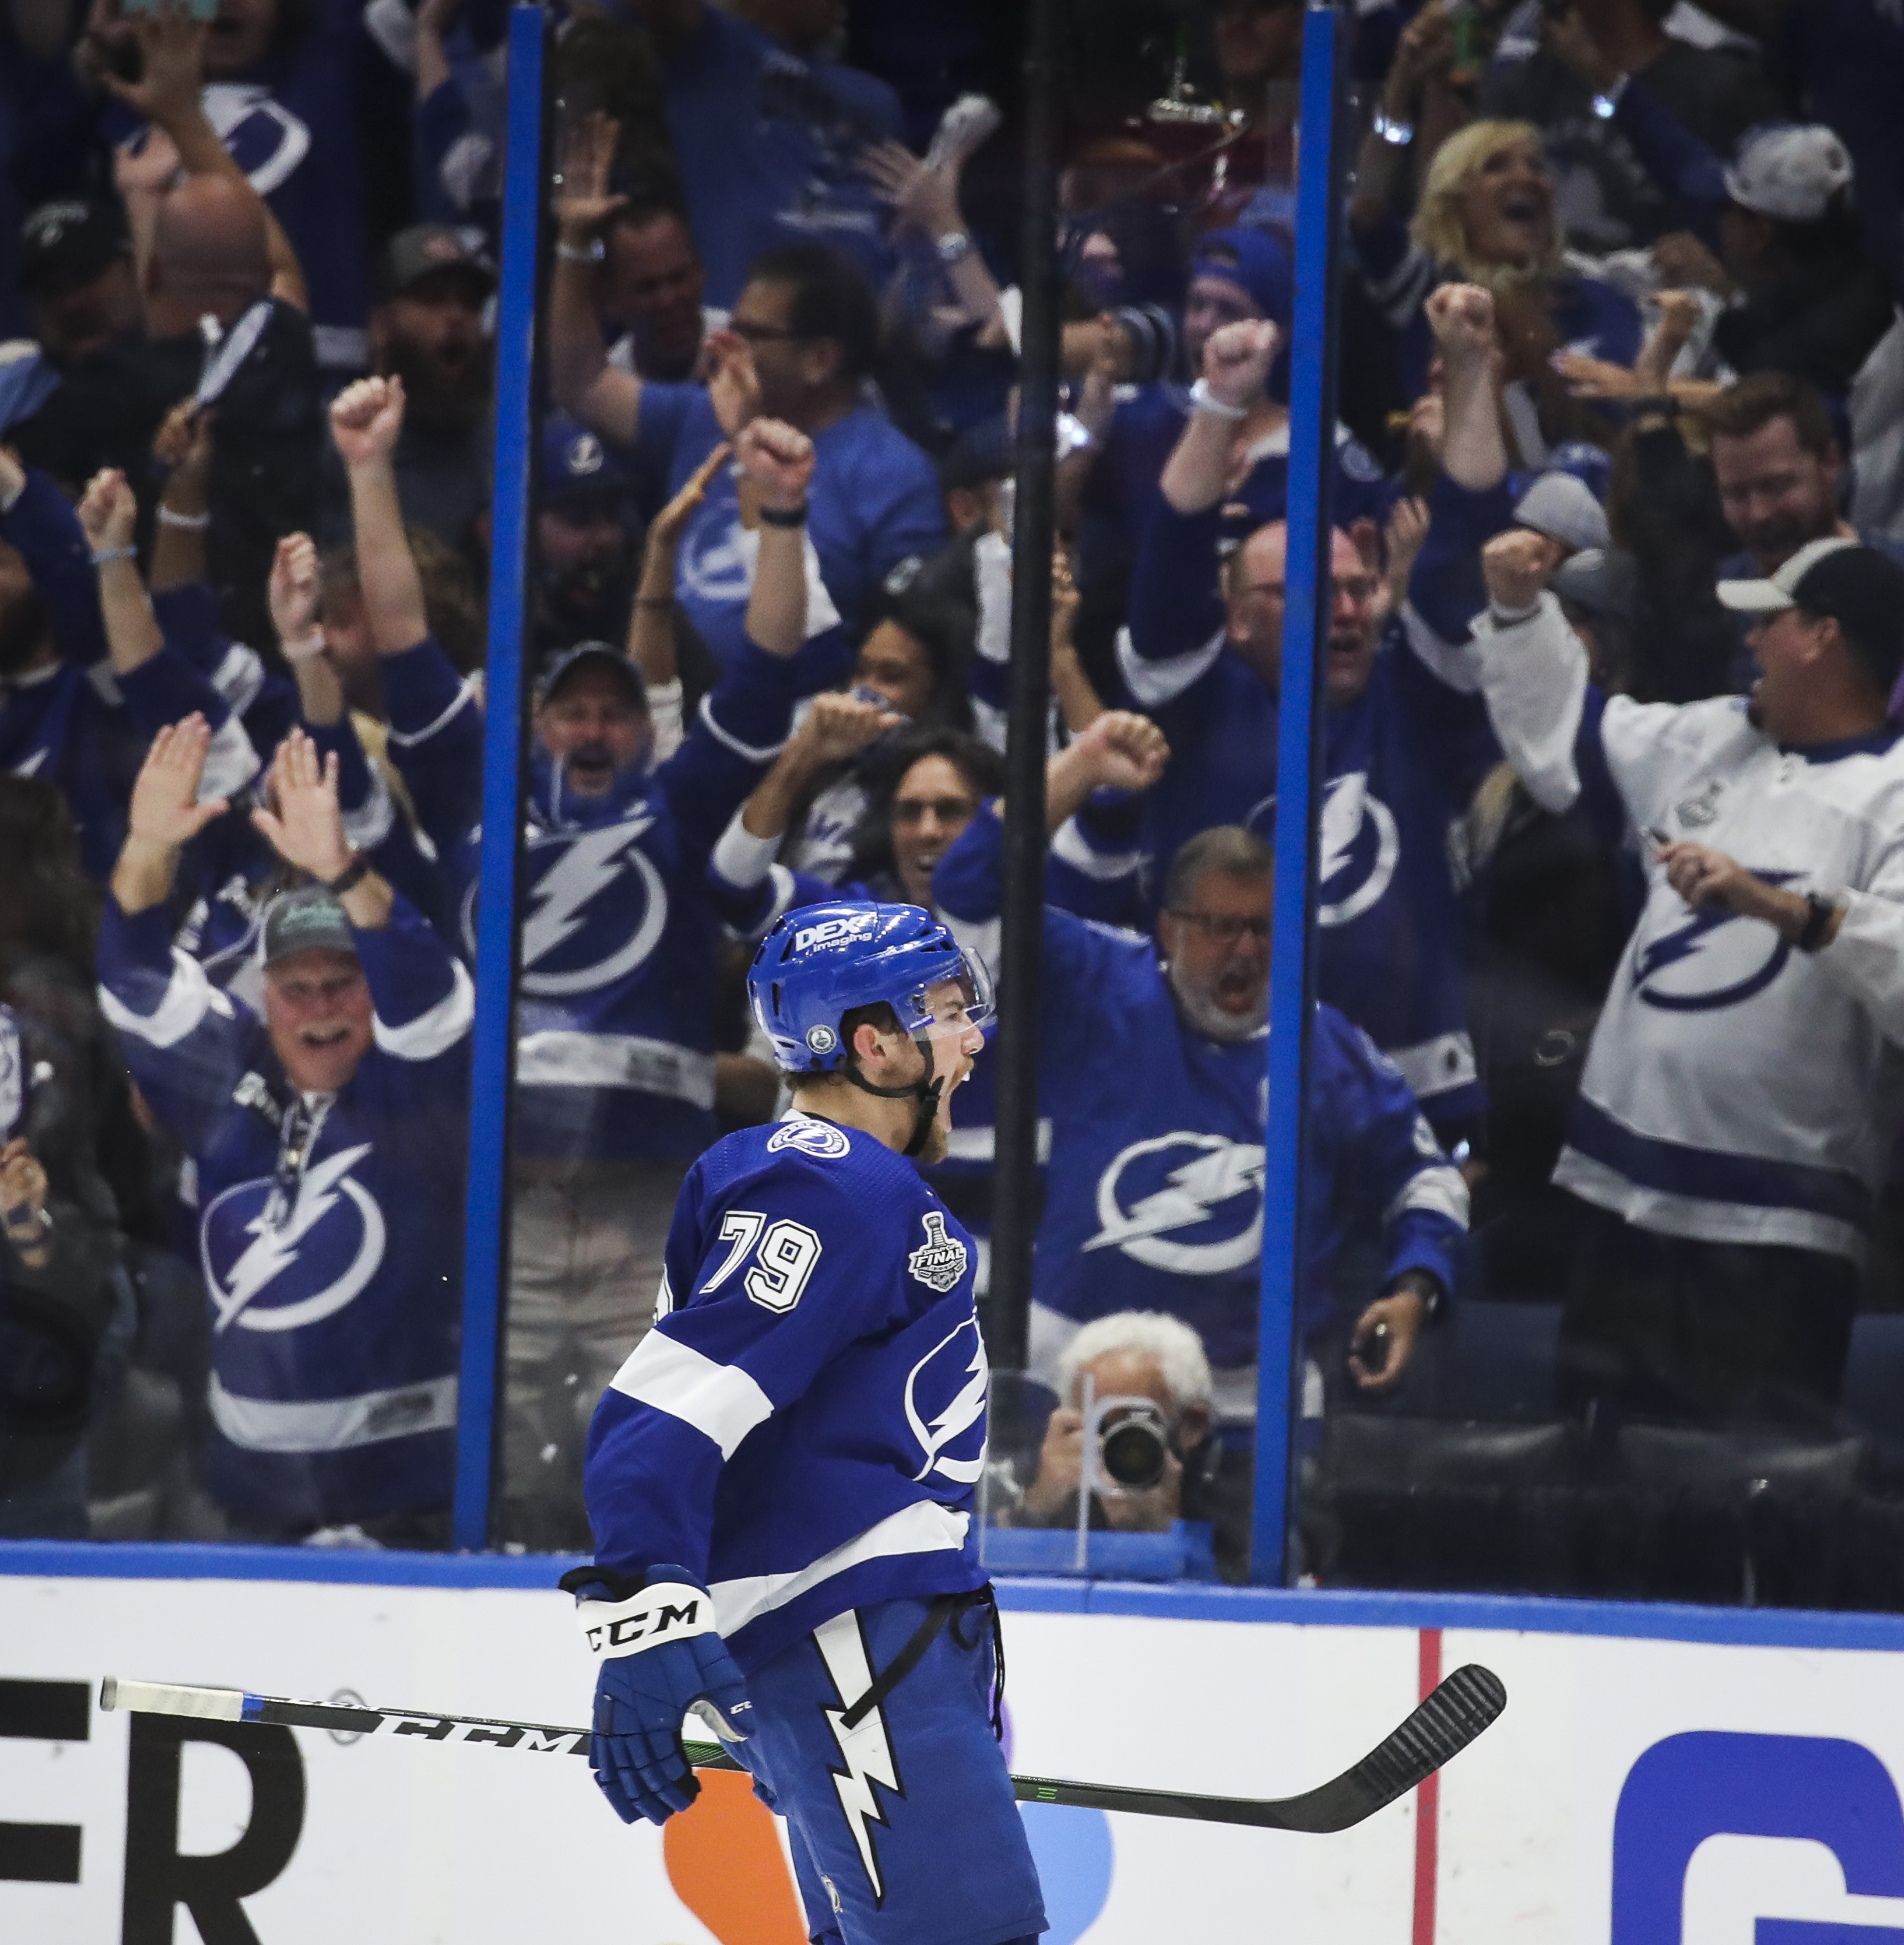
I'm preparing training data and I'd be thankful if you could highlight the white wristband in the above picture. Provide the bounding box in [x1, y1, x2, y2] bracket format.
[157, 505, 211, 530]
[1188, 377, 1249, 421]
[576, 1581, 716, 1659]
[280, 629, 328, 662]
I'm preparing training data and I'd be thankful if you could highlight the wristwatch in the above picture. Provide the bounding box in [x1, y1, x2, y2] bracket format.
[1383, 1270, 1444, 1323]
[757, 502, 809, 529]
[1796, 889, 1842, 954]
[321, 853, 372, 897]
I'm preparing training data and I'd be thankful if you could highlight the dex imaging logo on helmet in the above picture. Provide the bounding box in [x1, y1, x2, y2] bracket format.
[1612, 1731, 1904, 1944]
[1086, 1134, 1267, 1275]
[794, 913, 880, 954]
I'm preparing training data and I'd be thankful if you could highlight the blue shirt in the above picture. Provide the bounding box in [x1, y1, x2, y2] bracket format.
[634, 382, 944, 683]
[659, 6, 903, 307]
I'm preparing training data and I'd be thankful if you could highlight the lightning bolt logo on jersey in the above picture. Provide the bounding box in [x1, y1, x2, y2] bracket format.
[1085, 1133, 1267, 1274]
[1629, 870, 1799, 1012]
[201, 1142, 388, 1336]
[516, 815, 669, 996]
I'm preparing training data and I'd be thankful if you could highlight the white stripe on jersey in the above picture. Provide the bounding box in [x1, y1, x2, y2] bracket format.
[610, 1329, 773, 1457]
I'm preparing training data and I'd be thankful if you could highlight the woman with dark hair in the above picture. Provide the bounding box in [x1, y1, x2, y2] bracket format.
[0, 778, 160, 1538]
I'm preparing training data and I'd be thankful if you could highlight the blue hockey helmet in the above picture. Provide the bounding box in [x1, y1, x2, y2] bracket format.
[748, 901, 993, 1076]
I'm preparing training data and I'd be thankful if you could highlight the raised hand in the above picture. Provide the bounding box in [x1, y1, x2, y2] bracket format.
[1050, 548, 1080, 648]
[250, 728, 352, 880]
[103, 11, 208, 129]
[114, 124, 182, 200]
[128, 715, 229, 850]
[330, 375, 406, 469]
[1481, 527, 1563, 612]
[859, 140, 960, 239]
[1633, 287, 1701, 389]
[1071, 708, 1169, 794]
[77, 468, 138, 555]
[1650, 231, 1731, 296]
[1424, 282, 1497, 370]
[555, 108, 627, 244]
[152, 398, 213, 476]
[1201, 319, 1279, 410]
[703, 330, 764, 439]
[268, 533, 321, 646]
[797, 692, 901, 764]
[734, 418, 815, 513]
[645, 442, 730, 558]
[0, 1138, 51, 1266]
[1383, 495, 1431, 608]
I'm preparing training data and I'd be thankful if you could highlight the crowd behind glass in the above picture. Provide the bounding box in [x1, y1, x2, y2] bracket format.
[3, 0, 1904, 1606]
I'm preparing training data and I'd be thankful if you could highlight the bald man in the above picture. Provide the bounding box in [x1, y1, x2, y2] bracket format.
[145, 175, 277, 337]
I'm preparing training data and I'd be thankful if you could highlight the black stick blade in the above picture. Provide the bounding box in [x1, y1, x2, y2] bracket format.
[1293, 1663, 1509, 1833]
[1005, 1663, 1506, 1835]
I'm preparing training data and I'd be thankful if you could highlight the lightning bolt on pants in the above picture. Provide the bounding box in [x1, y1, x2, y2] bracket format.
[731, 1596, 1046, 1945]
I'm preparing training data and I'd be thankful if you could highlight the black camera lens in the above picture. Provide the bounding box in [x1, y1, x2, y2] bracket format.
[1098, 1414, 1168, 1490]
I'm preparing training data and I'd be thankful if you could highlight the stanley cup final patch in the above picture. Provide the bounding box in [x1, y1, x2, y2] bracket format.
[906, 1211, 968, 1294]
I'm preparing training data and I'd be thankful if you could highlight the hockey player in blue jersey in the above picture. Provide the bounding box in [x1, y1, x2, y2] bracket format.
[98, 716, 472, 1540]
[934, 713, 1469, 1415]
[1097, 316, 1499, 1139]
[567, 902, 1047, 1945]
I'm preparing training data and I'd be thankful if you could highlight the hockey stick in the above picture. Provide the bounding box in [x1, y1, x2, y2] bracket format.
[101, 1662, 1504, 1835]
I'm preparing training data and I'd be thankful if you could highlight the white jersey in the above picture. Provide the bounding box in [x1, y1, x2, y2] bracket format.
[1469, 595, 1904, 1262]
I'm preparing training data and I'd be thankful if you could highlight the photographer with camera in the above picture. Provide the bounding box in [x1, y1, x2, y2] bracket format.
[1017, 1313, 1223, 1557]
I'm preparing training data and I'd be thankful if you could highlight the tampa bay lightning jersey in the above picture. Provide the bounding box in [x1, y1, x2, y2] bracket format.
[1467, 592, 1904, 1265]
[935, 805, 1467, 1371]
[96, 894, 472, 1529]
[1108, 499, 1497, 1126]
[441, 637, 804, 1162]
[583, 1114, 988, 1675]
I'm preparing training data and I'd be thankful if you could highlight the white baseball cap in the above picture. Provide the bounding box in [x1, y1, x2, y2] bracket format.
[1715, 534, 1859, 613]
[1724, 125, 1854, 225]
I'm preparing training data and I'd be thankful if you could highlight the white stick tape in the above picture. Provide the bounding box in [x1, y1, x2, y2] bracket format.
[100, 1677, 248, 1722]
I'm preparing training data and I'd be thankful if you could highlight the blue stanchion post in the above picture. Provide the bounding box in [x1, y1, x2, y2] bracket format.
[453, 3, 546, 1551]
[1251, 1, 1349, 1585]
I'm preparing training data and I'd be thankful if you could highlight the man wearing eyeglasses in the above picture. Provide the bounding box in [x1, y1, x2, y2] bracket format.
[1081, 316, 1499, 1147]
[551, 126, 943, 691]
[935, 714, 1467, 1419]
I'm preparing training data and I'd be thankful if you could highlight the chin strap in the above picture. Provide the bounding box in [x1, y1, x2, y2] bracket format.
[840, 1033, 943, 1158]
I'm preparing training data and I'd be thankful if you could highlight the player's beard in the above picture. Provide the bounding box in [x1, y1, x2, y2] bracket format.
[913, 1105, 951, 1166]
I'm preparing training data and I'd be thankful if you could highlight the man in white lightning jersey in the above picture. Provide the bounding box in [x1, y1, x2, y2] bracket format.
[1471, 504, 1904, 1427]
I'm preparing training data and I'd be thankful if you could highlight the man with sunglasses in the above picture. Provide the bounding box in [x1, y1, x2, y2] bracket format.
[934, 713, 1467, 1420]
[1080, 316, 1499, 1146]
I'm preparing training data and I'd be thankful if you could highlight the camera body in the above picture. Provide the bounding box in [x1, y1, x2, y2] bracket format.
[1089, 1394, 1174, 1493]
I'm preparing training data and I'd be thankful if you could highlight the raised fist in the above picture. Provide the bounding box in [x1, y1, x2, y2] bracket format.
[1073, 708, 1169, 795]
[1481, 527, 1562, 613]
[268, 533, 321, 646]
[798, 692, 901, 764]
[330, 376, 406, 468]
[1424, 282, 1497, 369]
[734, 418, 815, 513]
[1201, 319, 1280, 411]
[77, 468, 138, 555]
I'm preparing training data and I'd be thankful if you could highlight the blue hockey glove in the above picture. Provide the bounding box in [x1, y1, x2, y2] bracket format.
[566, 1564, 753, 1828]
